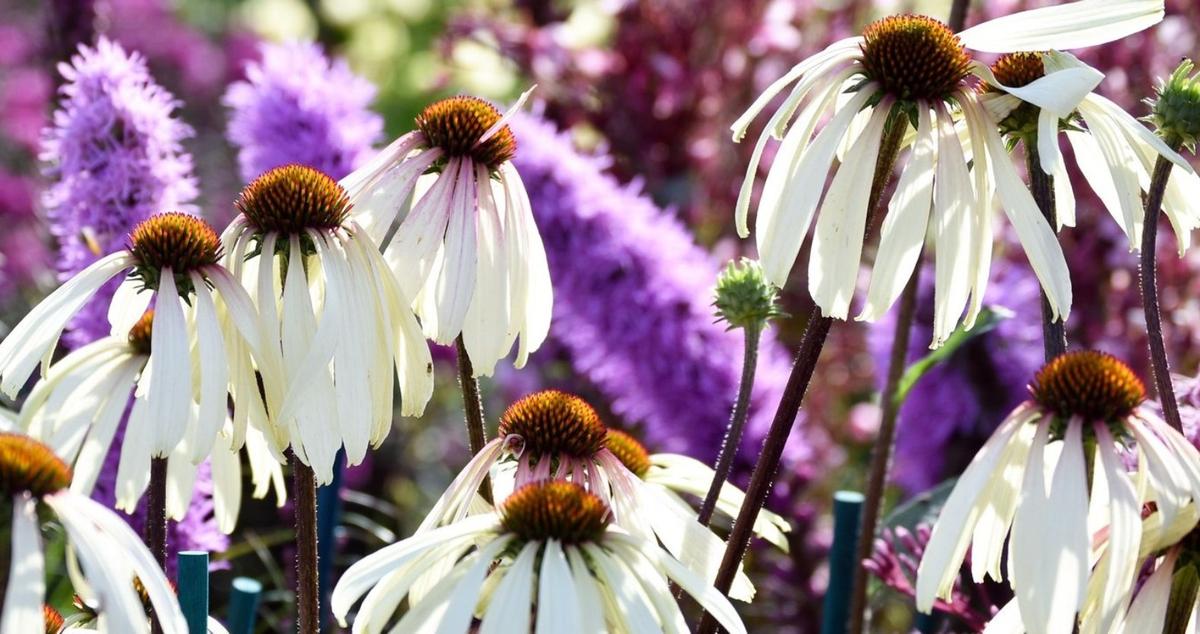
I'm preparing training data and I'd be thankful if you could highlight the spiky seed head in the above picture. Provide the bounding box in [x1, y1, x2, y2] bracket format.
[498, 390, 608, 460]
[235, 164, 352, 235]
[605, 429, 651, 478]
[500, 481, 611, 545]
[713, 258, 785, 330]
[1029, 351, 1145, 422]
[1148, 59, 1200, 152]
[415, 96, 516, 170]
[128, 212, 221, 277]
[859, 15, 971, 102]
[127, 309, 154, 355]
[0, 433, 71, 498]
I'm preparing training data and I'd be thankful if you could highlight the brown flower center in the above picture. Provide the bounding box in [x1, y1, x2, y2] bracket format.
[127, 309, 154, 355]
[859, 15, 972, 102]
[989, 52, 1046, 89]
[235, 164, 352, 235]
[605, 429, 651, 478]
[499, 481, 610, 544]
[128, 212, 221, 274]
[415, 96, 516, 170]
[1030, 351, 1145, 422]
[0, 433, 71, 497]
[498, 390, 608, 461]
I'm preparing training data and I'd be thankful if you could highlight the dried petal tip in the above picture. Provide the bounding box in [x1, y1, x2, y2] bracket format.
[235, 164, 352, 234]
[129, 212, 221, 274]
[0, 433, 72, 497]
[713, 258, 785, 330]
[1030, 351, 1145, 422]
[127, 309, 155, 355]
[605, 429, 651, 478]
[1148, 59, 1200, 152]
[859, 15, 971, 102]
[500, 480, 611, 544]
[415, 96, 516, 169]
[498, 390, 608, 460]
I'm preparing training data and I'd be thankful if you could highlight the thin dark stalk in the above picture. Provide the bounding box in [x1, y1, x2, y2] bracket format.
[1025, 144, 1068, 361]
[291, 451, 319, 634]
[698, 324, 762, 527]
[1141, 153, 1184, 432]
[455, 336, 493, 504]
[146, 456, 168, 634]
[847, 273, 921, 634]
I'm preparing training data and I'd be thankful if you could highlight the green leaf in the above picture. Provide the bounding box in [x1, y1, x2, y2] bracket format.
[1165, 562, 1200, 634]
[893, 307, 1011, 408]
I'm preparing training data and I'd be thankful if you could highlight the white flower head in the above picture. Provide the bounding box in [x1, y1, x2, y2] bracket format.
[0, 213, 263, 470]
[0, 432, 185, 634]
[977, 50, 1200, 254]
[735, 0, 1165, 346]
[916, 350, 1200, 634]
[225, 164, 435, 485]
[331, 480, 748, 634]
[342, 88, 552, 377]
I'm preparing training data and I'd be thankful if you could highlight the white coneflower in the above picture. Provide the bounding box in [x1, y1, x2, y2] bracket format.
[735, 0, 1164, 345]
[340, 89, 551, 376]
[0, 433, 186, 634]
[916, 351, 1200, 634]
[224, 164, 435, 484]
[977, 50, 1199, 252]
[332, 480, 747, 634]
[0, 212, 263, 482]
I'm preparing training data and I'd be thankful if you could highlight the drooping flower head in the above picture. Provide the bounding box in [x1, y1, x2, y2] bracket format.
[224, 163, 434, 484]
[40, 37, 198, 346]
[978, 49, 1199, 253]
[223, 41, 384, 182]
[736, 0, 1166, 346]
[0, 433, 185, 633]
[341, 89, 552, 376]
[331, 480, 749, 633]
[0, 212, 265, 504]
[917, 351, 1200, 634]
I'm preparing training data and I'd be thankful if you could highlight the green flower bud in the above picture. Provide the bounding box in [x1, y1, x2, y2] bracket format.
[1148, 59, 1200, 152]
[712, 258, 786, 330]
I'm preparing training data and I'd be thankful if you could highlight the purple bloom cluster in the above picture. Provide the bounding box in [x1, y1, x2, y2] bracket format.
[508, 110, 831, 479]
[868, 261, 1043, 494]
[41, 36, 198, 345]
[223, 41, 383, 182]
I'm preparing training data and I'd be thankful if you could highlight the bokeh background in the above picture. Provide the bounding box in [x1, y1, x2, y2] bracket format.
[1, 0, 1199, 631]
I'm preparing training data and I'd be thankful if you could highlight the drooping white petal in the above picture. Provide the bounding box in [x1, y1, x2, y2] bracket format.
[859, 102, 937, 322]
[190, 277, 230, 463]
[958, 92, 997, 327]
[565, 547, 606, 634]
[1, 495, 44, 634]
[478, 85, 536, 145]
[478, 542, 539, 634]
[322, 238, 372, 466]
[146, 274, 193, 455]
[1089, 423, 1142, 633]
[434, 536, 512, 634]
[497, 165, 551, 368]
[1120, 550, 1176, 633]
[68, 358, 143, 495]
[583, 543, 661, 632]
[808, 97, 894, 319]
[983, 601, 1027, 634]
[107, 272, 153, 336]
[1076, 99, 1146, 246]
[115, 377, 154, 511]
[210, 426, 242, 533]
[931, 105, 979, 346]
[1052, 151, 1077, 229]
[385, 160, 458, 301]
[957, 0, 1164, 53]
[430, 160, 479, 343]
[0, 251, 133, 397]
[1010, 420, 1089, 634]
[536, 540, 582, 634]
[970, 415, 1038, 583]
[463, 163, 512, 377]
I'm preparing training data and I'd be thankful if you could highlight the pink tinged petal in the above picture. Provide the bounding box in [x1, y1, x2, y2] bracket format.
[1, 495, 44, 634]
[808, 97, 894, 319]
[477, 86, 536, 146]
[858, 102, 937, 322]
[432, 160, 479, 343]
[957, 0, 1164, 53]
[385, 158, 458, 302]
[1010, 420, 1089, 634]
[496, 165, 551, 367]
[756, 86, 877, 288]
[1089, 424, 1143, 632]
[915, 408, 1032, 611]
[416, 439, 506, 533]
[0, 251, 133, 397]
[190, 278, 230, 463]
[339, 131, 425, 197]
[1121, 549, 1177, 633]
[930, 104, 979, 346]
[462, 164, 512, 377]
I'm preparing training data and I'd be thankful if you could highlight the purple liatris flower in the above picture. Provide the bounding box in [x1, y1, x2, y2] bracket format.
[223, 41, 384, 182]
[507, 111, 831, 479]
[40, 36, 197, 346]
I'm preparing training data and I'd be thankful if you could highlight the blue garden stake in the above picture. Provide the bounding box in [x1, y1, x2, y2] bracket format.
[177, 551, 209, 634]
[228, 577, 263, 634]
[317, 448, 345, 628]
[821, 490, 865, 634]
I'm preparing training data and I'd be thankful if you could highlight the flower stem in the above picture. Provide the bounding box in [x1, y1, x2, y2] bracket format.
[1025, 144, 1068, 361]
[698, 324, 762, 527]
[1141, 152, 1184, 432]
[847, 271, 920, 634]
[146, 456, 168, 634]
[455, 336, 494, 504]
[290, 450, 319, 634]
